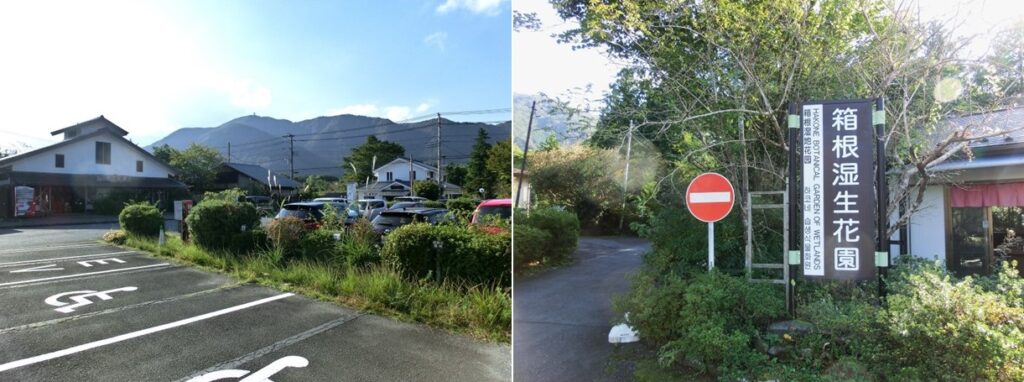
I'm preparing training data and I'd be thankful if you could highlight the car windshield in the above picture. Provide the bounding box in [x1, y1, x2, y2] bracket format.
[478, 205, 512, 220]
[276, 205, 323, 220]
[373, 214, 416, 226]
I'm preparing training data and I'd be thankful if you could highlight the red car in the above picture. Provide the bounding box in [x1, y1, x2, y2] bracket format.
[471, 199, 512, 232]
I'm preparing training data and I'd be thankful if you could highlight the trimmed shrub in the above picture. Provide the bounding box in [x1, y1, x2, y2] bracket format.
[518, 207, 580, 262]
[413, 181, 441, 200]
[119, 202, 163, 237]
[446, 197, 479, 223]
[186, 198, 261, 253]
[423, 200, 445, 208]
[512, 224, 549, 271]
[380, 223, 510, 285]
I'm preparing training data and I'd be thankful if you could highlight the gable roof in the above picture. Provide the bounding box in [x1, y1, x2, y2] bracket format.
[374, 158, 439, 172]
[49, 115, 129, 137]
[0, 118, 177, 175]
[222, 162, 301, 188]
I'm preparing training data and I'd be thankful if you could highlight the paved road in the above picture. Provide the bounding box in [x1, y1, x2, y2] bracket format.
[513, 237, 649, 382]
[0, 225, 509, 381]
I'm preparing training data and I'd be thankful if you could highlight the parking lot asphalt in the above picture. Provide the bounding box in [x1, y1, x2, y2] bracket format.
[0, 225, 510, 381]
[513, 237, 649, 382]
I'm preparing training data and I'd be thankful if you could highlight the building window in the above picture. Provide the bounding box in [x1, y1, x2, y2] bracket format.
[429, 171, 434, 179]
[412, 171, 417, 180]
[55, 154, 64, 168]
[65, 128, 79, 139]
[136, 161, 144, 173]
[95, 142, 111, 164]
[386, 171, 393, 181]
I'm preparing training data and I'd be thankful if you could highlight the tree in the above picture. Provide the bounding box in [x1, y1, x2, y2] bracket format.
[298, 175, 330, 200]
[171, 143, 223, 192]
[554, 0, 1018, 236]
[538, 135, 560, 152]
[152, 144, 179, 163]
[412, 181, 441, 200]
[445, 163, 468, 186]
[464, 128, 495, 197]
[487, 139, 513, 197]
[341, 136, 405, 183]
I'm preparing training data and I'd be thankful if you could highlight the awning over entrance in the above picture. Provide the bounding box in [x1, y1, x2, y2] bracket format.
[10, 172, 187, 189]
[951, 182, 1024, 207]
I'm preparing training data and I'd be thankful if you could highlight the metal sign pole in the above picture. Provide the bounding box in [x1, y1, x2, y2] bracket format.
[787, 101, 799, 318]
[708, 222, 715, 270]
[875, 97, 889, 302]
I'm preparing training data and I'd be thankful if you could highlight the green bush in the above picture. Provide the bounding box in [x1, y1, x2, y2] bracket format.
[517, 207, 580, 262]
[873, 261, 1024, 381]
[297, 228, 340, 262]
[423, 200, 445, 208]
[185, 198, 262, 253]
[512, 223, 550, 271]
[413, 181, 441, 200]
[446, 197, 479, 223]
[267, 216, 306, 257]
[380, 223, 510, 285]
[622, 271, 785, 375]
[118, 202, 163, 237]
[337, 219, 379, 267]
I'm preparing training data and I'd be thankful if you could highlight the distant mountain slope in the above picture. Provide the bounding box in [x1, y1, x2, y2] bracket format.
[147, 114, 511, 177]
[513, 93, 595, 150]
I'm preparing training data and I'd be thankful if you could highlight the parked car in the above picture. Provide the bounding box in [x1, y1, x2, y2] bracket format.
[371, 207, 450, 235]
[471, 198, 512, 224]
[388, 201, 426, 210]
[393, 196, 428, 203]
[313, 197, 348, 204]
[274, 201, 358, 229]
[356, 199, 388, 220]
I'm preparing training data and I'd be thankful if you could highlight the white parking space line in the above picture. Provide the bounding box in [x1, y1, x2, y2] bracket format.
[0, 252, 138, 268]
[0, 293, 294, 372]
[0, 243, 107, 255]
[0, 264, 170, 287]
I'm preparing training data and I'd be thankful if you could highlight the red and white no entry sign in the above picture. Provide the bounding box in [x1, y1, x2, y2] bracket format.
[685, 172, 735, 223]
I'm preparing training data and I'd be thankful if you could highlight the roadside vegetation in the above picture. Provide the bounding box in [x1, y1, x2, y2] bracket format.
[511, 0, 1024, 379]
[109, 196, 511, 342]
[513, 207, 580, 275]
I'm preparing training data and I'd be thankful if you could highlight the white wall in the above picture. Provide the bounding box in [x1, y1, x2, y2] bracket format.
[11, 131, 174, 178]
[373, 160, 437, 182]
[908, 185, 946, 262]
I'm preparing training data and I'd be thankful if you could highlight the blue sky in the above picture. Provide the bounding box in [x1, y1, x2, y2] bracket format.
[0, 0, 510, 148]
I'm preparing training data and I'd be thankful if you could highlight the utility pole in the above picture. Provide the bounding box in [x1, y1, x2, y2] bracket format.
[227, 142, 232, 163]
[437, 113, 443, 196]
[619, 121, 633, 230]
[409, 155, 415, 196]
[514, 101, 536, 210]
[284, 134, 295, 179]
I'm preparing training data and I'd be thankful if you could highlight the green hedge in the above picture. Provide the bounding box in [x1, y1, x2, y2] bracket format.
[446, 197, 479, 223]
[185, 199, 262, 253]
[119, 202, 163, 237]
[380, 223, 510, 285]
[512, 224, 549, 272]
[516, 207, 580, 262]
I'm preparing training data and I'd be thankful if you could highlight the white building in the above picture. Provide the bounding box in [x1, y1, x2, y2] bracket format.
[357, 158, 462, 200]
[900, 108, 1024, 277]
[0, 116, 185, 218]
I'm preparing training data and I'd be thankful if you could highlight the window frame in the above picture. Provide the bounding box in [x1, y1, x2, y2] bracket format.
[95, 141, 111, 165]
[55, 154, 64, 168]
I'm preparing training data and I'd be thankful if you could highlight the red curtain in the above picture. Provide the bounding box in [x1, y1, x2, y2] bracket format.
[950, 182, 1024, 207]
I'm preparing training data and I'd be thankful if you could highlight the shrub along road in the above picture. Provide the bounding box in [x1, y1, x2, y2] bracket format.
[513, 237, 649, 382]
[0, 225, 509, 381]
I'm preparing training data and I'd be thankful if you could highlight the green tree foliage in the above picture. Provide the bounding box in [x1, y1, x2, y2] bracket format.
[529, 145, 626, 229]
[537, 135, 560, 152]
[412, 181, 441, 200]
[152, 144, 178, 163]
[341, 135, 405, 183]
[171, 144, 223, 192]
[464, 128, 495, 197]
[444, 163, 468, 186]
[486, 139, 513, 198]
[298, 175, 331, 200]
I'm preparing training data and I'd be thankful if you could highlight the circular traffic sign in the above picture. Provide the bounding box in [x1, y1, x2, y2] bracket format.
[685, 172, 735, 223]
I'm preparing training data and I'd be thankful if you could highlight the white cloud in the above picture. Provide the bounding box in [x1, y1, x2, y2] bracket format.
[328, 102, 434, 122]
[384, 106, 412, 121]
[424, 32, 448, 51]
[436, 0, 504, 16]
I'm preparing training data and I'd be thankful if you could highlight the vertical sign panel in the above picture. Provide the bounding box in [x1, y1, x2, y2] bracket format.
[801, 100, 876, 281]
[802, 105, 824, 276]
